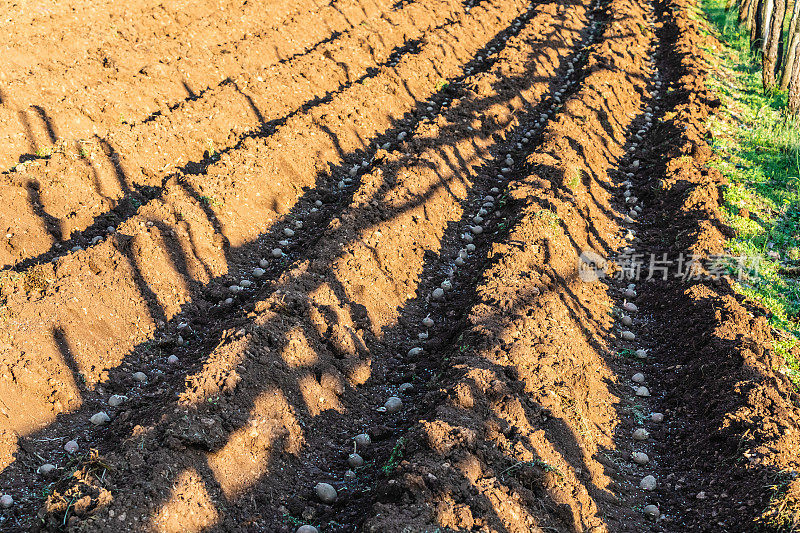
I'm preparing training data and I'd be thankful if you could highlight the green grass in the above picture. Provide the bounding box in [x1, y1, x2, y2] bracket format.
[702, 0, 800, 382]
[199, 195, 224, 207]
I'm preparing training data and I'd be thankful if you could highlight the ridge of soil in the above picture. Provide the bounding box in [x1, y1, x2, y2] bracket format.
[631, 0, 800, 529]
[0, 0, 535, 463]
[364, 0, 665, 529]
[0, 0, 798, 531]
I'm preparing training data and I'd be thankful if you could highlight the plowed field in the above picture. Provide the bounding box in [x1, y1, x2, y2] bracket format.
[1, 0, 798, 531]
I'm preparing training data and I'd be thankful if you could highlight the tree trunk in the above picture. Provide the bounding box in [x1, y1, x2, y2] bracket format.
[781, 2, 800, 87]
[741, 0, 755, 27]
[763, 0, 787, 89]
[752, 0, 765, 50]
[762, 0, 775, 52]
[788, 39, 800, 112]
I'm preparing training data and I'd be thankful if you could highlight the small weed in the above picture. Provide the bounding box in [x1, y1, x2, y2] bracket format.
[35, 146, 54, 158]
[629, 405, 647, 424]
[566, 168, 583, 190]
[756, 470, 800, 531]
[501, 458, 564, 479]
[434, 79, 450, 92]
[535, 209, 561, 230]
[381, 436, 406, 475]
[204, 139, 220, 161]
[23, 264, 53, 294]
[199, 195, 224, 207]
[616, 348, 644, 364]
[282, 514, 309, 529]
[557, 390, 591, 439]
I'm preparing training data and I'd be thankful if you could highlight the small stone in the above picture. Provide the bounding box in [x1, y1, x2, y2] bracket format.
[272, 248, 283, 258]
[624, 302, 638, 312]
[38, 463, 56, 475]
[635, 349, 648, 359]
[407, 347, 422, 357]
[132, 371, 147, 382]
[635, 386, 650, 397]
[354, 433, 371, 447]
[621, 315, 633, 326]
[632, 452, 649, 465]
[108, 394, 126, 407]
[696, 491, 707, 500]
[345, 469, 356, 479]
[633, 428, 650, 441]
[632, 373, 645, 384]
[621, 331, 636, 341]
[399, 382, 413, 394]
[167, 355, 180, 365]
[315, 482, 337, 504]
[640, 475, 657, 490]
[64, 440, 79, 454]
[651, 412, 664, 423]
[0, 494, 13, 509]
[253, 267, 265, 278]
[90, 412, 111, 426]
[348, 453, 364, 468]
[432, 288, 445, 300]
[297, 526, 319, 533]
[643, 504, 660, 519]
[384, 396, 403, 414]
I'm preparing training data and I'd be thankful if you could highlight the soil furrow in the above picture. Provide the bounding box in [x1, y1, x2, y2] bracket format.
[0, 0, 372, 168]
[0, 0, 466, 271]
[616, 0, 800, 530]
[0, 0, 603, 530]
[0, 0, 557, 527]
[1, 0, 797, 531]
[361, 0, 667, 529]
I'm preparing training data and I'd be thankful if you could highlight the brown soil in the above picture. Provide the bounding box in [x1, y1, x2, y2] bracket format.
[0, 0, 798, 531]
